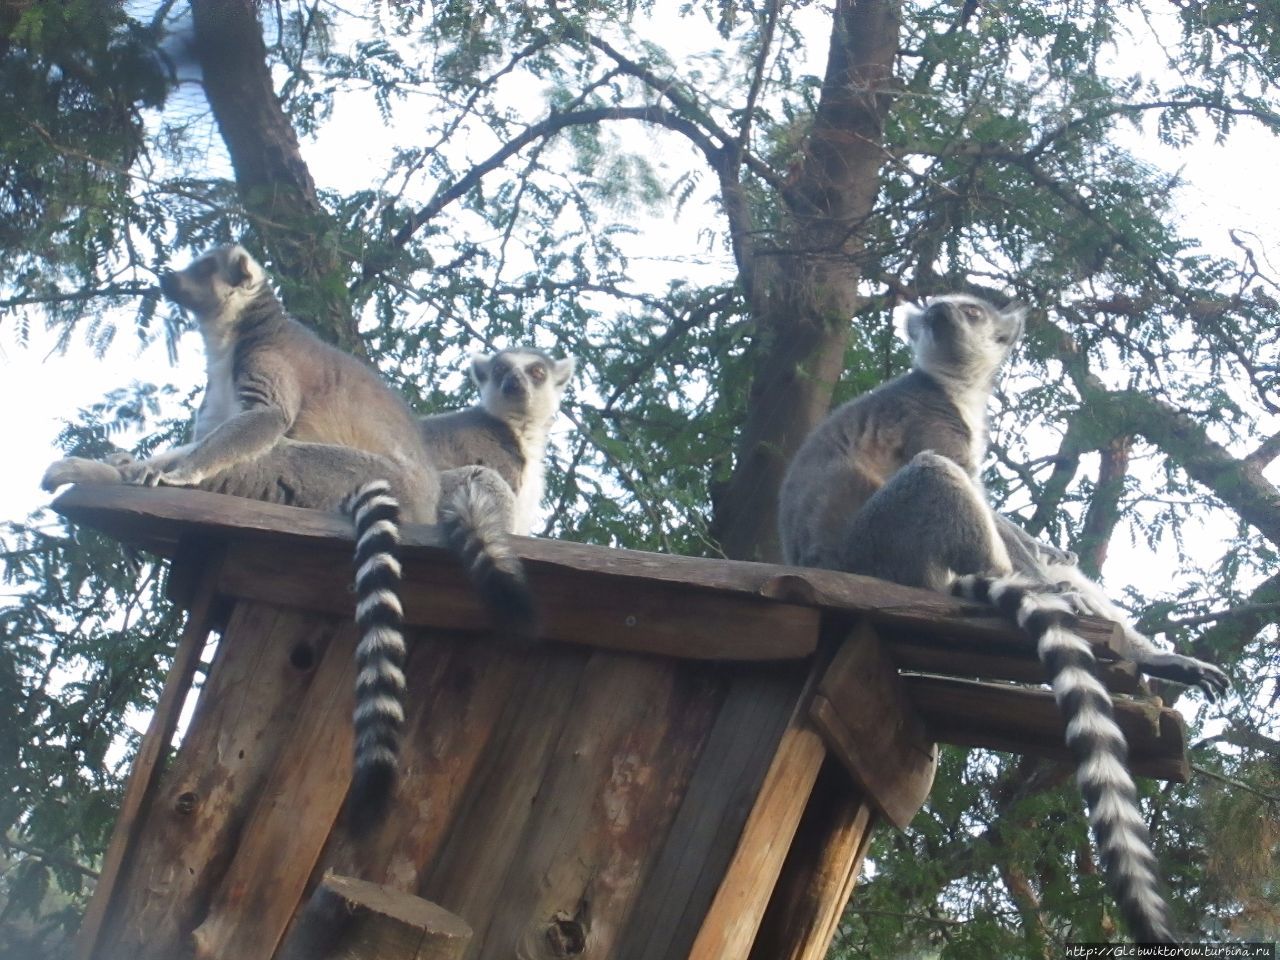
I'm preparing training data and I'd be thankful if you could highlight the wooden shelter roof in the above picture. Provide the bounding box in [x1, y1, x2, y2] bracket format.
[51, 483, 1189, 783]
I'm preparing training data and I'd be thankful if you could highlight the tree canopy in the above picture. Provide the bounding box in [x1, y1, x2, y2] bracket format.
[2, 1, 1278, 956]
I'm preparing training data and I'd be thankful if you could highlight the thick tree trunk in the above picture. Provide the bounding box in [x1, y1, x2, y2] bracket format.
[712, 0, 902, 562]
[190, 0, 358, 350]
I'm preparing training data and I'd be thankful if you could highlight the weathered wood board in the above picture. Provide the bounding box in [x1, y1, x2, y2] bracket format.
[51, 485, 1193, 960]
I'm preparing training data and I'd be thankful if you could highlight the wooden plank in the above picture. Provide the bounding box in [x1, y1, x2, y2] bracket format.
[419, 648, 592, 955]
[190, 620, 361, 960]
[472, 652, 722, 960]
[52, 484, 1123, 655]
[617, 663, 809, 960]
[904, 675, 1190, 782]
[882, 629, 1143, 693]
[685, 715, 827, 960]
[95, 604, 343, 960]
[749, 759, 878, 960]
[217, 539, 823, 662]
[316, 630, 526, 891]
[812, 622, 937, 830]
[279, 874, 471, 960]
[75, 546, 223, 960]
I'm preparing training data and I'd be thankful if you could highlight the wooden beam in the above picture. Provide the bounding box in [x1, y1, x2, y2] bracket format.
[216, 538, 823, 662]
[904, 675, 1190, 782]
[75, 543, 223, 960]
[51, 484, 1123, 657]
[749, 759, 878, 960]
[812, 622, 937, 830]
[685, 697, 828, 960]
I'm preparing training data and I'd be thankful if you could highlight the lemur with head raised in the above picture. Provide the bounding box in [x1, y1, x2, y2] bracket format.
[420, 347, 574, 539]
[779, 293, 1228, 943]
[42, 244, 534, 832]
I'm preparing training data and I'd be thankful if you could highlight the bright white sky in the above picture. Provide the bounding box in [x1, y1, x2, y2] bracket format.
[3, 7, 1279, 595]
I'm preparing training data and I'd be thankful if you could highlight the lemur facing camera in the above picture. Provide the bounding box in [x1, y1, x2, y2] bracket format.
[780, 293, 1228, 944]
[42, 244, 535, 833]
[420, 347, 575, 537]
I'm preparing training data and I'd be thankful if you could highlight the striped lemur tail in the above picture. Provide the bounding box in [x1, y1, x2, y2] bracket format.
[951, 573, 1176, 944]
[344, 472, 537, 832]
[439, 473, 537, 642]
[344, 480, 407, 832]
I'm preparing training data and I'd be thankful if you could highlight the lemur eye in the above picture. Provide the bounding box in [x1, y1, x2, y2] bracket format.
[528, 364, 546, 383]
[963, 305, 982, 319]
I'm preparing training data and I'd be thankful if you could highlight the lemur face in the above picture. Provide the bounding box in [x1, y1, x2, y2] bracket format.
[906, 294, 1025, 379]
[160, 244, 268, 324]
[471, 347, 575, 426]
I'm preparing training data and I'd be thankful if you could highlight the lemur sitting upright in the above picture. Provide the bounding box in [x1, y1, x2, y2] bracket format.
[420, 347, 575, 537]
[779, 293, 1228, 943]
[42, 245, 535, 833]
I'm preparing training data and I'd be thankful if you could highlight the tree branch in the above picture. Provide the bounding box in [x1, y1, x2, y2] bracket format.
[0, 283, 156, 311]
[352, 104, 724, 296]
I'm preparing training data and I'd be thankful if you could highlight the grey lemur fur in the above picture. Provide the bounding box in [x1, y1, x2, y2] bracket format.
[422, 348, 573, 631]
[421, 347, 575, 536]
[779, 293, 1228, 943]
[41, 244, 535, 833]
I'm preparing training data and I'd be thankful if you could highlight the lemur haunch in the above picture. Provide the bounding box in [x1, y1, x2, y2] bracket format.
[779, 293, 1228, 943]
[41, 245, 535, 833]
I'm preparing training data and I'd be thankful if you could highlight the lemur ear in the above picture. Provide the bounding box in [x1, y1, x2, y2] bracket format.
[470, 352, 494, 386]
[901, 302, 926, 344]
[551, 357, 576, 388]
[1000, 304, 1028, 342]
[227, 247, 262, 287]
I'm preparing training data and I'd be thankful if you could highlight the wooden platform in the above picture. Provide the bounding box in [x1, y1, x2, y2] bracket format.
[52, 484, 1189, 960]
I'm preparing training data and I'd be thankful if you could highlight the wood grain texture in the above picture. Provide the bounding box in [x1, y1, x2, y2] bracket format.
[52, 484, 1123, 656]
[749, 759, 878, 960]
[75, 546, 223, 960]
[812, 622, 937, 830]
[905, 675, 1190, 782]
[472, 652, 722, 960]
[217, 538, 822, 662]
[616, 663, 810, 960]
[190, 620, 360, 960]
[282, 874, 472, 960]
[419, 648, 592, 956]
[95, 605, 342, 960]
[685, 717, 827, 960]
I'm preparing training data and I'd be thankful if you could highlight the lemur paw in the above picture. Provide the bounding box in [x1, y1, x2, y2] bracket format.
[1143, 655, 1231, 702]
[41, 457, 125, 491]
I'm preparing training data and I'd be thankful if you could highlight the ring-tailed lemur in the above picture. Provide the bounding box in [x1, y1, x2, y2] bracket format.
[420, 347, 573, 634]
[420, 347, 575, 536]
[41, 244, 534, 832]
[779, 293, 1228, 943]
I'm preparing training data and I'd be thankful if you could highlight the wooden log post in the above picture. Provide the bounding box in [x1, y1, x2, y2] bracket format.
[279, 874, 472, 960]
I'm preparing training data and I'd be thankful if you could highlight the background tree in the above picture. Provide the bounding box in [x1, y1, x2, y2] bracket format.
[2, 1, 1279, 956]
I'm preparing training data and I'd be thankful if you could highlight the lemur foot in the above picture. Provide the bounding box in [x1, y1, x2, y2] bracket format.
[1139, 653, 1231, 701]
[41, 457, 125, 491]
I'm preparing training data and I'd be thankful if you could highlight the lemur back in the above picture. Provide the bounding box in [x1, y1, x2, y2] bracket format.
[779, 293, 1226, 943]
[42, 245, 538, 833]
